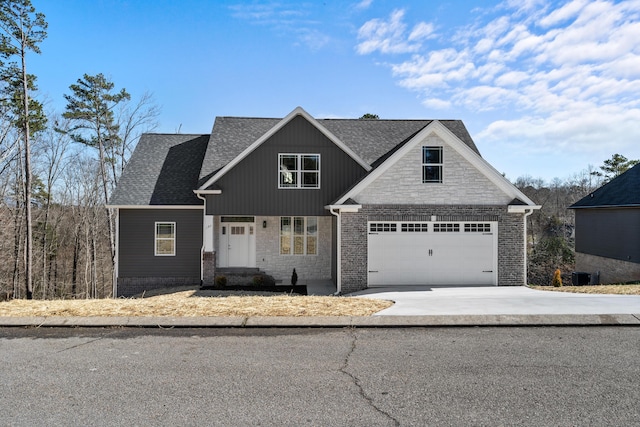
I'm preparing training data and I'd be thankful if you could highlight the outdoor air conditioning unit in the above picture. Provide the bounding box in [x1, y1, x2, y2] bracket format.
[571, 272, 591, 286]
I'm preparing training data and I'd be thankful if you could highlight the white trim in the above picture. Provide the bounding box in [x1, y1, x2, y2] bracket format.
[334, 120, 538, 207]
[329, 207, 342, 294]
[421, 146, 443, 183]
[198, 106, 371, 191]
[523, 208, 536, 286]
[193, 189, 222, 195]
[106, 205, 204, 209]
[195, 192, 207, 284]
[324, 204, 362, 213]
[508, 205, 542, 213]
[279, 216, 319, 256]
[154, 222, 176, 256]
[278, 153, 321, 189]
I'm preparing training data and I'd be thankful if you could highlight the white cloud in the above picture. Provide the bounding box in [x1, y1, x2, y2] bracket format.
[356, 9, 435, 54]
[358, 0, 640, 170]
[229, 2, 330, 51]
[408, 22, 435, 41]
[355, 0, 373, 10]
[422, 98, 451, 109]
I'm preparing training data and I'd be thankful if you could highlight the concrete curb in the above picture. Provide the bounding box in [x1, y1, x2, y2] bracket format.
[1, 314, 639, 328]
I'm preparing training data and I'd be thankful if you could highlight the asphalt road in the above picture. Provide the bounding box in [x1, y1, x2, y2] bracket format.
[1, 327, 639, 426]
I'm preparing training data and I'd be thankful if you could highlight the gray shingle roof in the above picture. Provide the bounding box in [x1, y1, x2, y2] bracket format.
[109, 133, 209, 206]
[570, 163, 640, 208]
[198, 117, 478, 183]
[113, 114, 479, 206]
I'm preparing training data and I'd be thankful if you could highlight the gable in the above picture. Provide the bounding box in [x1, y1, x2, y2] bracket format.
[205, 114, 368, 216]
[198, 107, 370, 191]
[336, 121, 536, 206]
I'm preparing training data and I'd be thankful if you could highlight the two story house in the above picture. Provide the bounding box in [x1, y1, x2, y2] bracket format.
[108, 107, 539, 297]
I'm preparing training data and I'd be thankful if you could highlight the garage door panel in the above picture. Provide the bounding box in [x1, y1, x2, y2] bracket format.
[368, 233, 432, 285]
[368, 222, 497, 286]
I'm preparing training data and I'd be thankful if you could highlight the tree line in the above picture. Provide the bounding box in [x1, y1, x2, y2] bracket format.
[0, 0, 158, 300]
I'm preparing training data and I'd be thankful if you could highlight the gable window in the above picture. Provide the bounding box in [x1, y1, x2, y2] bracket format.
[422, 146, 443, 183]
[155, 222, 175, 256]
[279, 154, 320, 188]
[280, 217, 317, 255]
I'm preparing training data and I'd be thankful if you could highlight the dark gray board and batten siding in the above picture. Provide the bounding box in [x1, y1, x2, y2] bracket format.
[205, 115, 368, 216]
[574, 208, 640, 264]
[118, 209, 203, 278]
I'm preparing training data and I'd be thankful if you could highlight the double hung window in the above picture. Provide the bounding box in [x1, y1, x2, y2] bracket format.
[422, 146, 443, 183]
[155, 222, 176, 256]
[279, 154, 320, 188]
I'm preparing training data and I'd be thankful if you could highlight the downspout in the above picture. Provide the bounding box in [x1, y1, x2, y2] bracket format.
[195, 192, 207, 285]
[329, 207, 342, 295]
[523, 208, 535, 286]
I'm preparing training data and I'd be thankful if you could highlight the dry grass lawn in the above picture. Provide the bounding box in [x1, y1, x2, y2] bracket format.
[0, 288, 393, 317]
[530, 284, 640, 295]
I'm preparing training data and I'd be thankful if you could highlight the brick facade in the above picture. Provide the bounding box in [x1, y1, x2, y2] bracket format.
[339, 204, 525, 293]
[202, 251, 216, 286]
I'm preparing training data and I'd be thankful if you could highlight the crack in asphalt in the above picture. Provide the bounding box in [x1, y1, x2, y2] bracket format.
[340, 328, 400, 427]
[56, 330, 118, 353]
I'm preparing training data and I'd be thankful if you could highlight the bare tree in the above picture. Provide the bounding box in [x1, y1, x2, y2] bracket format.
[0, 0, 48, 299]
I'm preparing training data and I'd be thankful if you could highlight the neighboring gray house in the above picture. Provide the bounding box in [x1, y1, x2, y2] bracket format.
[108, 107, 540, 297]
[569, 164, 640, 284]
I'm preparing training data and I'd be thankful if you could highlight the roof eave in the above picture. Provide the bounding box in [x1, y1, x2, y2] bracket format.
[569, 204, 640, 209]
[508, 205, 542, 213]
[325, 204, 362, 213]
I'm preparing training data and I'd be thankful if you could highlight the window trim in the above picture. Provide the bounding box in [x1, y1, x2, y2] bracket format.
[154, 222, 176, 256]
[422, 146, 443, 183]
[280, 216, 318, 256]
[278, 153, 321, 189]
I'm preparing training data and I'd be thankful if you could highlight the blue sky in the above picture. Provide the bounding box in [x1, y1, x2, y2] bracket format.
[30, 0, 640, 182]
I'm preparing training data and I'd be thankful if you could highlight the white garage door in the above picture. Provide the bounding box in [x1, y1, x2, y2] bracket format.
[367, 221, 497, 286]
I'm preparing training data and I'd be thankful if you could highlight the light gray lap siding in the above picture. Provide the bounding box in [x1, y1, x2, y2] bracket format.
[339, 204, 525, 293]
[118, 209, 203, 278]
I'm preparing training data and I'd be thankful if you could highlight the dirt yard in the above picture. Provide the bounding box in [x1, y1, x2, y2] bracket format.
[0, 287, 393, 317]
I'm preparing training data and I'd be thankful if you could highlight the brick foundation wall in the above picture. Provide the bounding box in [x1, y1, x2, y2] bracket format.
[116, 277, 200, 297]
[339, 204, 525, 293]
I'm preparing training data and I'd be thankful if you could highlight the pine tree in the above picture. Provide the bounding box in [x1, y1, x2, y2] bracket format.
[0, 0, 48, 299]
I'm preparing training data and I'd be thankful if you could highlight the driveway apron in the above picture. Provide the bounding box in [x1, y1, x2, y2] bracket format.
[349, 286, 640, 316]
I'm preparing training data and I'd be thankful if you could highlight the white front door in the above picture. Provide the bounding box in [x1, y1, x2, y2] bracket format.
[219, 221, 256, 267]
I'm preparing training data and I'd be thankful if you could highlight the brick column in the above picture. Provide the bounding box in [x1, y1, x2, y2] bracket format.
[203, 251, 216, 286]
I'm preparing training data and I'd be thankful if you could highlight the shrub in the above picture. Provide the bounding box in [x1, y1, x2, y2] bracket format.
[252, 273, 276, 287]
[552, 269, 563, 287]
[215, 275, 227, 287]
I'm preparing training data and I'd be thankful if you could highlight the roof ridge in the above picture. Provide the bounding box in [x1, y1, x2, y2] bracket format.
[146, 132, 209, 135]
[215, 116, 461, 122]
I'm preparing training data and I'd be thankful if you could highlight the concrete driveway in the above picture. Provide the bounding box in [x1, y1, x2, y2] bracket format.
[349, 286, 640, 316]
